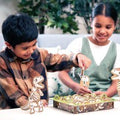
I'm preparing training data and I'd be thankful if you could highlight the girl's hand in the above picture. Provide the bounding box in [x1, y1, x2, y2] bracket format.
[94, 91, 107, 96]
[75, 85, 92, 95]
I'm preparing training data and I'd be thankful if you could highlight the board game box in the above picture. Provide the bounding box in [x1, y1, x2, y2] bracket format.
[53, 94, 114, 114]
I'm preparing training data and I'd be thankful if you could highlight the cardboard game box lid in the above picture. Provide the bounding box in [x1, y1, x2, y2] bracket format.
[53, 94, 114, 114]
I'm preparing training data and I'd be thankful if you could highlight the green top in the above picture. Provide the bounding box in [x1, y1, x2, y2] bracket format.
[70, 37, 116, 93]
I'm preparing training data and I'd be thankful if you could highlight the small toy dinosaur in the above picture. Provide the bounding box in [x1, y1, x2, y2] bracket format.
[111, 69, 120, 80]
[80, 75, 90, 87]
[80, 68, 90, 87]
[28, 76, 44, 114]
[111, 69, 120, 96]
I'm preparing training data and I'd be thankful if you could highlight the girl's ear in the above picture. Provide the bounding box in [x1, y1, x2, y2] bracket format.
[114, 20, 118, 30]
[114, 26, 116, 31]
[5, 42, 13, 50]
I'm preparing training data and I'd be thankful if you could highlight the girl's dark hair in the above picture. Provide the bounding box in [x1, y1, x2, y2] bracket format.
[92, 2, 118, 25]
[2, 13, 38, 48]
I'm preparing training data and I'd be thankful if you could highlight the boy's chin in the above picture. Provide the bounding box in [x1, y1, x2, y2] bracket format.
[20, 56, 31, 61]
[23, 55, 31, 59]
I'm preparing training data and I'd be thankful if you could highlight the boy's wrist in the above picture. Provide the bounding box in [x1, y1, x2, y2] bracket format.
[21, 102, 29, 110]
[72, 53, 81, 67]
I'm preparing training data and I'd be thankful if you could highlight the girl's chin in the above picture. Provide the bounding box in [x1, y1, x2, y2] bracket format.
[97, 39, 106, 43]
[97, 35, 108, 40]
[96, 40, 109, 45]
[97, 37, 107, 42]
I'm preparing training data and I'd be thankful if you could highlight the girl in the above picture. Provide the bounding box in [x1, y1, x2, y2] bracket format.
[59, 2, 120, 97]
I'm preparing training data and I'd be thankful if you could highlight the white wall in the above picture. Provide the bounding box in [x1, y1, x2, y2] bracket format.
[0, 0, 17, 32]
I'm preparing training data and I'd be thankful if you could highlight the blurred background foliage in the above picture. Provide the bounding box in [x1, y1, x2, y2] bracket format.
[17, 0, 120, 34]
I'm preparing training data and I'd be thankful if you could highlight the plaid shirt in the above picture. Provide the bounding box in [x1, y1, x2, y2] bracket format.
[0, 47, 77, 109]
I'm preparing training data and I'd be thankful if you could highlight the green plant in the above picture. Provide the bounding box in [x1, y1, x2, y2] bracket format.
[72, 0, 93, 33]
[17, 0, 79, 34]
[17, 0, 120, 34]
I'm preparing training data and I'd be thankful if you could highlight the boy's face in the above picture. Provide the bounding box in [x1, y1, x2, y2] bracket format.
[6, 39, 37, 60]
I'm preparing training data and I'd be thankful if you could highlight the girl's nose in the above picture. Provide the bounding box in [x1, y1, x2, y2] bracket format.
[99, 28, 106, 34]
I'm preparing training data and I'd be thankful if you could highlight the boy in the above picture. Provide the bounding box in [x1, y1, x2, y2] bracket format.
[0, 13, 91, 109]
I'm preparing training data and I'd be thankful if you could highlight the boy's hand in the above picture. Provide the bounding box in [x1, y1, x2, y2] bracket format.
[74, 53, 91, 70]
[21, 101, 29, 110]
[41, 99, 48, 107]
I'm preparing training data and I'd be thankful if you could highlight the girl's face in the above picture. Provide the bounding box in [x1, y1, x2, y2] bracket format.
[6, 40, 37, 60]
[91, 15, 116, 45]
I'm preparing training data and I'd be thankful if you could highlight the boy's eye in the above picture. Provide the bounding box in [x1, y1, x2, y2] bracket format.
[22, 47, 29, 50]
[22, 42, 37, 50]
[33, 42, 37, 47]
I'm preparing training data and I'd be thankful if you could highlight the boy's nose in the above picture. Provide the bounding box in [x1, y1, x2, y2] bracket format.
[29, 48, 34, 54]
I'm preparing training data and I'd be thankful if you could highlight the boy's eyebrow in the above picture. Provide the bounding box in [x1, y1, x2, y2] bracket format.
[22, 41, 37, 48]
[33, 41, 37, 45]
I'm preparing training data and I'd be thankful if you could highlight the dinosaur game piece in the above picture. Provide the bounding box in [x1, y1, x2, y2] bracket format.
[21, 76, 44, 114]
[80, 75, 90, 87]
[29, 76, 44, 114]
[79, 68, 90, 87]
[111, 68, 120, 97]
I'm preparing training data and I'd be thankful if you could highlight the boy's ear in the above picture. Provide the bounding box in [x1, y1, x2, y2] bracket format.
[5, 42, 13, 50]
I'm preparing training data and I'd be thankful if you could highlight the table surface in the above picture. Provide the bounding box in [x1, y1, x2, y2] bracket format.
[0, 98, 120, 120]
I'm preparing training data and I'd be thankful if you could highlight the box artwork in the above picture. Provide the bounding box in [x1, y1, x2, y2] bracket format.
[53, 94, 114, 114]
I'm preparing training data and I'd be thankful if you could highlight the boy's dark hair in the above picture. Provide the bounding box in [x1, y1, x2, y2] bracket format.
[2, 13, 38, 48]
[92, 2, 118, 25]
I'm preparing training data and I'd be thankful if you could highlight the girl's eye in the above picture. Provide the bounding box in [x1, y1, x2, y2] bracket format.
[106, 26, 111, 29]
[95, 24, 101, 28]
